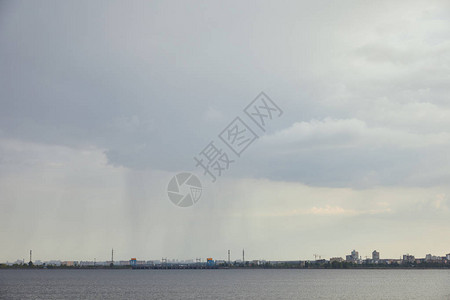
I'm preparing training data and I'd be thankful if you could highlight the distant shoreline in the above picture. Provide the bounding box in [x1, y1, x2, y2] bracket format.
[2, 265, 450, 270]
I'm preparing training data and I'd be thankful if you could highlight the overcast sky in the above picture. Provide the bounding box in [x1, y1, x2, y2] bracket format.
[1, 0, 450, 262]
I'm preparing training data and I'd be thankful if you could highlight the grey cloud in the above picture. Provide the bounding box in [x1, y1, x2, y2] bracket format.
[232, 117, 450, 188]
[1, 0, 450, 188]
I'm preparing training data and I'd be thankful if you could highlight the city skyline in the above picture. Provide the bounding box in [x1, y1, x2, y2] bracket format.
[3, 248, 450, 265]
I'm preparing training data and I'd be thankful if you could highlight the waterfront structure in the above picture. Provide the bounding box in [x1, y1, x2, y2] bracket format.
[79, 261, 96, 267]
[47, 260, 62, 266]
[330, 257, 344, 263]
[215, 260, 226, 266]
[129, 258, 145, 266]
[206, 258, 215, 267]
[346, 250, 359, 263]
[130, 258, 137, 267]
[415, 258, 425, 264]
[402, 254, 415, 263]
[61, 261, 77, 267]
[372, 250, 380, 261]
[425, 254, 442, 262]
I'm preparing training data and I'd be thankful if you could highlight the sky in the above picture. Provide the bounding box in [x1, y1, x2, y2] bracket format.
[1, 0, 450, 262]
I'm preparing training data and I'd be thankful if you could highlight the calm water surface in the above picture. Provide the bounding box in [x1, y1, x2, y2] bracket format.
[1, 269, 449, 299]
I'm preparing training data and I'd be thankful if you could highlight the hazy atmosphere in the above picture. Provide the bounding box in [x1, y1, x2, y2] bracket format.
[1, 0, 450, 262]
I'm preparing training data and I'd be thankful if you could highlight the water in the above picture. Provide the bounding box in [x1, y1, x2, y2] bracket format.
[1, 269, 449, 299]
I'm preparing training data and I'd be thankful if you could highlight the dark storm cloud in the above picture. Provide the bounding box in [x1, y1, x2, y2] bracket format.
[1, 0, 450, 188]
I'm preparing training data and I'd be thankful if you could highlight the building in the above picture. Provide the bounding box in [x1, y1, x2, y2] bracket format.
[402, 255, 415, 263]
[251, 260, 261, 266]
[425, 254, 441, 262]
[346, 250, 359, 263]
[79, 261, 95, 267]
[330, 257, 344, 263]
[119, 260, 130, 266]
[130, 258, 137, 267]
[206, 258, 215, 267]
[129, 258, 145, 266]
[351, 250, 359, 261]
[61, 261, 77, 267]
[372, 250, 380, 261]
[47, 260, 61, 266]
[415, 258, 425, 264]
[215, 260, 227, 266]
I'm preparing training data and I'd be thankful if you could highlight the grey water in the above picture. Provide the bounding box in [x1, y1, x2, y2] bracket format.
[1, 269, 450, 299]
